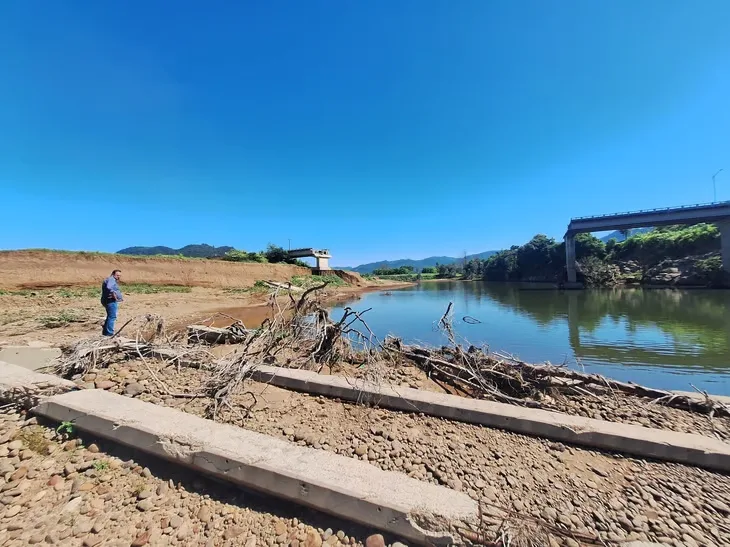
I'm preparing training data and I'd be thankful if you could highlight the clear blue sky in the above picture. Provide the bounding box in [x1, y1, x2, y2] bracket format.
[2, 1, 729, 266]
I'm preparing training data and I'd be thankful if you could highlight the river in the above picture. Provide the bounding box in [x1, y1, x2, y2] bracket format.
[330, 281, 730, 395]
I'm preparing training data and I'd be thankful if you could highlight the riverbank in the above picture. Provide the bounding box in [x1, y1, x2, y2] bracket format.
[0, 250, 412, 347]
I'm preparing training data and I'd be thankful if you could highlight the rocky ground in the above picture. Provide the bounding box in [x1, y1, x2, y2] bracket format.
[0, 409, 406, 547]
[67, 360, 730, 547]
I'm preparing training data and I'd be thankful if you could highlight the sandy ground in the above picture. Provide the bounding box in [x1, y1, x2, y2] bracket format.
[0, 284, 407, 348]
[0, 250, 310, 289]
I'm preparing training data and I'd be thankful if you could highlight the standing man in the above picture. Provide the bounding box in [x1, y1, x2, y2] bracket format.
[101, 270, 123, 336]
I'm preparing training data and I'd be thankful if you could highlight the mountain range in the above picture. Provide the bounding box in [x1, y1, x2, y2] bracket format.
[344, 251, 498, 274]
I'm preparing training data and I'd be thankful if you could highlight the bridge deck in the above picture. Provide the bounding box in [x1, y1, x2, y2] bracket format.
[567, 201, 730, 235]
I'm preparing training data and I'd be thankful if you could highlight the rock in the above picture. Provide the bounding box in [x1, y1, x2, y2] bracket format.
[274, 521, 287, 535]
[176, 523, 192, 540]
[28, 533, 45, 544]
[73, 519, 93, 536]
[355, 445, 368, 457]
[197, 506, 212, 522]
[9, 466, 27, 481]
[245, 536, 257, 547]
[137, 489, 154, 500]
[7, 440, 23, 450]
[303, 529, 323, 547]
[448, 478, 463, 491]
[542, 507, 557, 521]
[5, 504, 21, 517]
[87, 443, 100, 453]
[82, 538, 102, 547]
[62, 497, 83, 514]
[92, 518, 106, 533]
[169, 515, 183, 529]
[156, 482, 169, 496]
[565, 539, 579, 547]
[95, 380, 115, 390]
[125, 382, 144, 396]
[707, 499, 730, 515]
[131, 531, 151, 546]
[136, 499, 154, 511]
[284, 428, 295, 436]
[64, 463, 76, 476]
[224, 526, 246, 540]
[365, 534, 385, 547]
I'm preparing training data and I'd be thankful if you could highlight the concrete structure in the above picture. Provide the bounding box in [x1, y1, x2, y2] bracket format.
[252, 365, 730, 472]
[288, 248, 332, 271]
[32, 387, 477, 545]
[564, 201, 730, 283]
[0, 360, 75, 405]
[0, 346, 61, 371]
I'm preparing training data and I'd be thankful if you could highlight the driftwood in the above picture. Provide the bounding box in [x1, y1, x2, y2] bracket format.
[187, 323, 253, 345]
[384, 302, 730, 419]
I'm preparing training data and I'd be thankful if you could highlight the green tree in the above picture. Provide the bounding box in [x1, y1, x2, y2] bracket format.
[264, 244, 289, 263]
[421, 266, 437, 274]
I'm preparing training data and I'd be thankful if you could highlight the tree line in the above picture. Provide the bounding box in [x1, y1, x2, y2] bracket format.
[372, 224, 720, 284]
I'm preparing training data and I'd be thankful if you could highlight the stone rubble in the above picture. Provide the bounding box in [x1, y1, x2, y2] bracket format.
[85, 360, 730, 547]
[0, 410, 399, 547]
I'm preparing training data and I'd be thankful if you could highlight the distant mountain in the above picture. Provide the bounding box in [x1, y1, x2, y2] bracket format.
[346, 250, 498, 274]
[117, 244, 234, 258]
[599, 227, 652, 243]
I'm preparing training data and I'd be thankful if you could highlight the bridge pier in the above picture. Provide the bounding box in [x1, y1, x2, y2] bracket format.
[315, 256, 331, 271]
[721, 222, 730, 274]
[565, 234, 577, 283]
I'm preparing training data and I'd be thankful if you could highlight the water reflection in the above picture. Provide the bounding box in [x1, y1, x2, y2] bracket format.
[330, 282, 730, 393]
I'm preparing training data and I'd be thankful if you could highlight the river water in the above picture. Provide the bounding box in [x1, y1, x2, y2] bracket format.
[330, 282, 730, 395]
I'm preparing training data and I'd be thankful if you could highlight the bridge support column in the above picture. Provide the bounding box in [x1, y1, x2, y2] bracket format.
[315, 256, 331, 271]
[720, 222, 730, 274]
[565, 234, 577, 283]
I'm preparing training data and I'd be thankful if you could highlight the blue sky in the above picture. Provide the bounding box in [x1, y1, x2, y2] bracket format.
[1, 1, 729, 266]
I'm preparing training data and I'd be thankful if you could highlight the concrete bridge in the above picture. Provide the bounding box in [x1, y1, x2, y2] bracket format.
[287, 248, 332, 272]
[564, 201, 730, 283]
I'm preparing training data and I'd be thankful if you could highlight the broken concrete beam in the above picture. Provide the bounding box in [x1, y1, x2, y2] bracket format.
[251, 366, 730, 472]
[0, 361, 76, 407]
[33, 389, 477, 545]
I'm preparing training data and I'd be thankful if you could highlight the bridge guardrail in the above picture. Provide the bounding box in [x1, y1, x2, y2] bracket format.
[570, 200, 730, 222]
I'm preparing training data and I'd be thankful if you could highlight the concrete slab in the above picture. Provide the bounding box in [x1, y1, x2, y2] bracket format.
[0, 360, 76, 405]
[252, 366, 730, 472]
[33, 389, 477, 545]
[0, 346, 61, 371]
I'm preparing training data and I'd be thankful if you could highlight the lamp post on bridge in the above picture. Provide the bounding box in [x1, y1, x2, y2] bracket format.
[713, 169, 724, 202]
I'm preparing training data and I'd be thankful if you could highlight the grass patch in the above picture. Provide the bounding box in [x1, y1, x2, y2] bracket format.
[18, 426, 52, 455]
[0, 283, 191, 299]
[93, 460, 110, 472]
[224, 280, 271, 295]
[39, 309, 85, 328]
[121, 283, 192, 294]
[290, 275, 347, 289]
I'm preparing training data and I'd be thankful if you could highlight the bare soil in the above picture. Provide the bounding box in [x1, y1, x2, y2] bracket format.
[0, 250, 309, 289]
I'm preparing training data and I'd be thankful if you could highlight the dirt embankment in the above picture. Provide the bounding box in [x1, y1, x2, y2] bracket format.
[0, 251, 309, 289]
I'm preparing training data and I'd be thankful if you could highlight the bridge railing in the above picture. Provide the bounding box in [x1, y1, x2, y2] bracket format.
[570, 200, 730, 222]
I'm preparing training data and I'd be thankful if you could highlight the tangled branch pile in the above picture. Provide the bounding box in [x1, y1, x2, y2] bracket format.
[382, 302, 730, 419]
